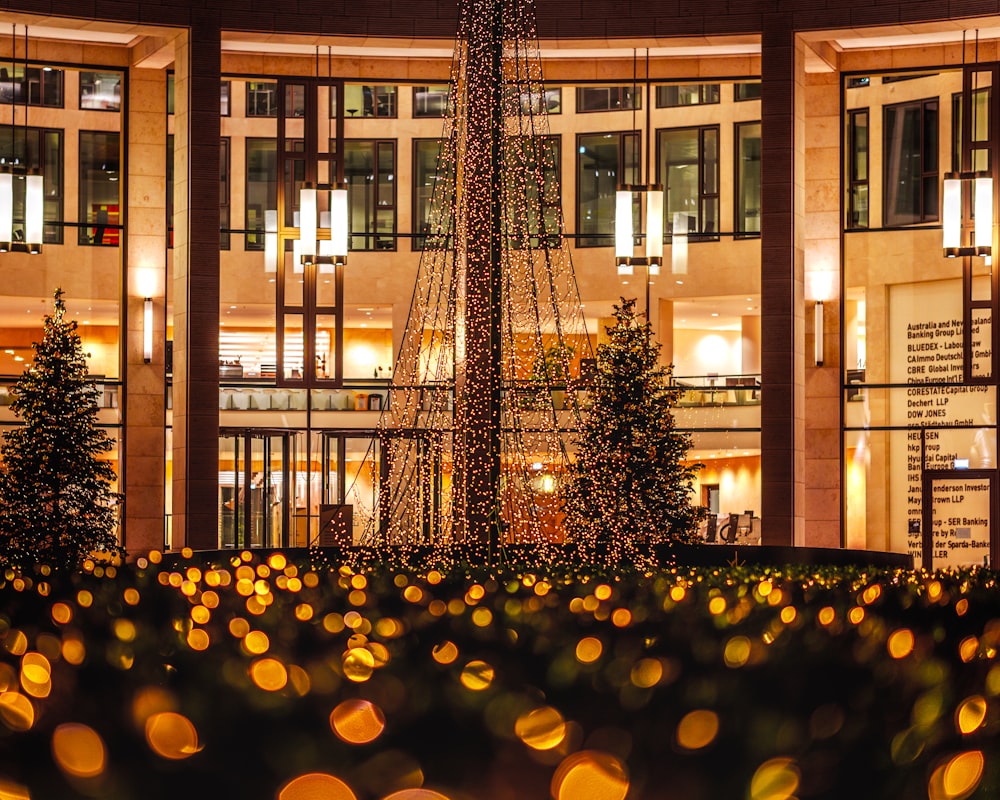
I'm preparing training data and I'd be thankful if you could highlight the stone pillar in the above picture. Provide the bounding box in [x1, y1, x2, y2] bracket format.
[123, 66, 168, 557]
[171, 18, 221, 549]
[803, 66, 843, 550]
[760, 18, 806, 546]
[741, 314, 761, 374]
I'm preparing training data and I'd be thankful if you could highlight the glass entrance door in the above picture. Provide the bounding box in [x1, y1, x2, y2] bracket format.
[922, 469, 996, 568]
[219, 430, 291, 549]
[321, 432, 381, 545]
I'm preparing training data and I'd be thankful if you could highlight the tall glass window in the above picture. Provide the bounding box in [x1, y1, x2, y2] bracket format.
[735, 121, 761, 235]
[412, 138, 451, 251]
[247, 81, 279, 117]
[512, 135, 560, 249]
[78, 131, 120, 246]
[219, 137, 230, 250]
[245, 138, 276, 250]
[345, 140, 396, 251]
[657, 126, 719, 237]
[0, 127, 62, 244]
[847, 109, 869, 229]
[883, 98, 939, 226]
[576, 132, 639, 247]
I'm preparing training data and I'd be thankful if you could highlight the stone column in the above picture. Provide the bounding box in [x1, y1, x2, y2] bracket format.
[171, 17, 221, 549]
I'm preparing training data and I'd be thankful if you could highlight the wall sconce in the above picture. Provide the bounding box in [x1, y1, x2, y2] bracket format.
[814, 300, 824, 367]
[143, 298, 153, 363]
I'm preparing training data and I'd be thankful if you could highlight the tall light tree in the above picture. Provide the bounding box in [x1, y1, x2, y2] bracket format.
[563, 298, 703, 564]
[0, 290, 123, 570]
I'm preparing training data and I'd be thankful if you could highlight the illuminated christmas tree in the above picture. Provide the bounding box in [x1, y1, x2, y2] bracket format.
[0, 289, 123, 570]
[563, 298, 703, 563]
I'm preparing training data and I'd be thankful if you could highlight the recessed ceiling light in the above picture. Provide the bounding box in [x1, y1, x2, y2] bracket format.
[676, 280, 683, 285]
[711, 312, 719, 317]
[230, 305, 237, 309]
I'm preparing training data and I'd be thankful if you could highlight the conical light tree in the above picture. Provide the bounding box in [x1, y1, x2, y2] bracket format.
[0, 289, 123, 571]
[563, 298, 703, 564]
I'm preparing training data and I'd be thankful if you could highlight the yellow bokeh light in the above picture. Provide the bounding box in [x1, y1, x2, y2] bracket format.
[514, 706, 566, 750]
[295, 604, 314, 622]
[250, 657, 289, 692]
[956, 598, 969, 616]
[4, 631, 27, 657]
[21, 652, 50, 685]
[350, 574, 367, 590]
[575, 637, 603, 664]
[460, 660, 494, 691]
[187, 629, 210, 651]
[757, 580, 773, 598]
[344, 611, 363, 629]
[52, 723, 106, 778]
[959, 637, 979, 663]
[848, 607, 865, 625]
[708, 596, 727, 616]
[630, 658, 663, 689]
[113, 619, 137, 642]
[779, 606, 796, 624]
[51, 603, 72, 625]
[956, 696, 988, 735]
[432, 641, 459, 665]
[927, 581, 943, 601]
[131, 686, 176, 729]
[229, 617, 251, 638]
[268, 553, 287, 571]
[888, 629, 915, 659]
[244, 630, 270, 655]
[594, 584, 612, 601]
[0, 777, 30, 799]
[676, 709, 719, 750]
[669, 585, 686, 603]
[382, 790, 451, 800]
[145, 712, 201, 760]
[278, 772, 358, 800]
[0, 691, 33, 731]
[551, 750, 629, 800]
[467, 584, 486, 601]
[929, 750, 985, 800]
[235, 578, 255, 597]
[817, 607, 835, 626]
[123, 588, 141, 606]
[288, 664, 311, 696]
[724, 637, 752, 668]
[472, 608, 493, 627]
[862, 584, 881, 605]
[611, 609, 632, 628]
[62, 638, 85, 666]
[749, 757, 800, 800]
[403, 586, 424, 604]
[76, 590, 93, 609]
[191, 605, 211, 625]
[343, 647, 376, 683]
[330, 699, 386, 744]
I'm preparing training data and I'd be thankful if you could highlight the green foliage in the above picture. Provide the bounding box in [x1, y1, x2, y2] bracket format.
[0, 289, 123, 571]
[562, 298, 703, 562]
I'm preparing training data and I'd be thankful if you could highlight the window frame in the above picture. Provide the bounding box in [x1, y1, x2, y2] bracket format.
[77, 129, 121, 247]
[575, 85, 641, 113]
[344, 138, 397, 252]
[846, 108, 869, 230]
[656, 124, 720, 241]
[882, 96, 939, 227]
[575, 130, 640, 248]
[734, 120, 762, 237]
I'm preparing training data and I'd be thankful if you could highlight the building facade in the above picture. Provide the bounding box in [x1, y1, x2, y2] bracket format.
[0, 1, 996, 566]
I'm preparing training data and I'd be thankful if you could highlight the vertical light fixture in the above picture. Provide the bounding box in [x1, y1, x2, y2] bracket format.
[330, 184, 348, 266]
[143, 298, 153, 363]
[0, 25, 14, 251]
[20, 26, 41, 254]
[645, 187, 663, 275]
[264, 209, 278, 272]
[615, 188, 634, 274]
[299, 184, 317, 265]
[814, 300, 824, 367]
[944, 30, 993, 260]
[672, 212, 688, 275]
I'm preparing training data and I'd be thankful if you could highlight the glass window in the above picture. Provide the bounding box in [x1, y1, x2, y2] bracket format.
[736, 121, 761, 235]
[345, 85, 396, 118]
[220, 138, 230, 250]
[245, 138, 276, 250]
[847, 109, 868, 229]
[167, 73, 173, 114]
[657, 126, 719, 238]
[735, 82, 762, 101]
[413, 85, 450, 118]
[412, 138, 452, 250]
[576, 131, 639, 247]
[78, 131, 120, 246]
[656, 84, 720, 107]
[0, 65, 62, 107]
[847, 76, 870, 89]
[0, 127, 62, 245]
[221, 80, 230, 116]
[513, 86, 561, 115]
[79, 71, 121, 111]
[952, 88, 990, 173]
[247, 81, 278, 117]
[509, 135, 560, 249]
[576, 86, 640, 113]
[345, 140, 396, 251]
[883, 98, 938, 226]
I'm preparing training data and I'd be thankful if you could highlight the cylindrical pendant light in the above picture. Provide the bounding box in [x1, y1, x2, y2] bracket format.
[975, 175, 993, 253]
[0, 171, 12, 249]
[24, 171, 43, 252]
[942, 174, 962, 253]
[645, 188, 663, 275]
[615, 189, 633, 274]
[331, 187, 348, 264]
[671, 212, 688, 275]
[298, 185, 317, 264]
